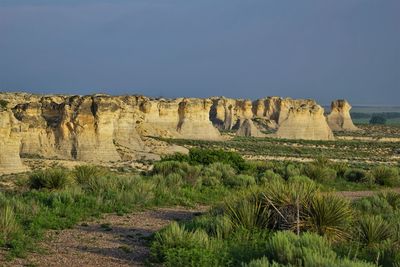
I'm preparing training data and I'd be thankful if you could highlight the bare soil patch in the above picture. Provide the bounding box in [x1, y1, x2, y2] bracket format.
[2, 206, 207, 267]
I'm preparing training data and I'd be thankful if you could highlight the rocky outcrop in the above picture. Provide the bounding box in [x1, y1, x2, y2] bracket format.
[327, 100, 359, 131]
[0, 92, 339, 174]
[276, 99, 334, 140]
[235, 119, 265, 137]
[210, 96, 333, 140]
[0, 109, 28, 174]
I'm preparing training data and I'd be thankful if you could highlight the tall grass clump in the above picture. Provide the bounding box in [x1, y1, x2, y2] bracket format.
[302, 161, 336, 182]
[371, 166, 400, 187]
[73, 165, 102, 185]
[29, 168, 70, 190]
[0, 205, 20, 245]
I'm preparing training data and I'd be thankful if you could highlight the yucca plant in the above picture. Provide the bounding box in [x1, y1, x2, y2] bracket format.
[29, 168, 71, 190]
[73, 165, 102, 185]
[261, 179, 318, 231]
[224, 193, 270, 230]
[305, 194, 353, 242]
[356, 215, 393, 247]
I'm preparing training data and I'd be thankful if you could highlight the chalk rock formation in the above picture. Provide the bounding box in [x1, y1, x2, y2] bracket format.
[327, 100, 359, 131]
[276, 99, 334, 140]
[0, 109, 28, 174]
[235, 119, 265, 137]
[210, 96, 333, 140]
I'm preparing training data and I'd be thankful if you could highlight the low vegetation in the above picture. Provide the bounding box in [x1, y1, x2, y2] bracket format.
[0, 148, 399, 266]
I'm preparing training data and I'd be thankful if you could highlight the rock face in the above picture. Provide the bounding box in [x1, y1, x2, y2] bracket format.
[0, 109, 28, 174]
[276, 99, 334, 140]
[327, 100, 359, 131]
[0, 92, 339, 174]
[210, 96, 333, 140]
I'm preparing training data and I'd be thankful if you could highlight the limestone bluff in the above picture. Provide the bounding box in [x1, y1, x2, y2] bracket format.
[0, 92, 358, 174]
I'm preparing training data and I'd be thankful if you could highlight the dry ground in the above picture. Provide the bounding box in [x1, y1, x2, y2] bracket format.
[1, 206, 207, 267]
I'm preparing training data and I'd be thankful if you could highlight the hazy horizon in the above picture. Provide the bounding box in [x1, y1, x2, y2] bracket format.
[1, 0, 399, 105]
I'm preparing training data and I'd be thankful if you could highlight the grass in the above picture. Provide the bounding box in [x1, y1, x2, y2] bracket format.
[1, 147, 399, 264]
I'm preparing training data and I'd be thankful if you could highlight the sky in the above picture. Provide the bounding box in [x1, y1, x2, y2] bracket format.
[0, 0, 399, 105]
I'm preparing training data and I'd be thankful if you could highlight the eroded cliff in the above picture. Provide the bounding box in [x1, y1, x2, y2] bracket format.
[0, 92, 355, 174]
[327, 100, 359, 131]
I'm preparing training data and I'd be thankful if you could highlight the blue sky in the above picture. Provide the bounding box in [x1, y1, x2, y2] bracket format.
[0, 0, 399, 105]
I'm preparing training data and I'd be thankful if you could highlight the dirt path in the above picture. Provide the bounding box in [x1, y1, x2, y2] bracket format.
[336, 188, 400, 200]
[3, 206, 208, 267]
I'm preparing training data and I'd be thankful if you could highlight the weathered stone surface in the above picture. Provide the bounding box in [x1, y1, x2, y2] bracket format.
[327, 99, 359, 131]
[0, 109, 29, 174]
[276, 99, 334, 140]
[211, 96, 333, 140]
[235, 118, 265, 137]
[0, 92, 340, 174]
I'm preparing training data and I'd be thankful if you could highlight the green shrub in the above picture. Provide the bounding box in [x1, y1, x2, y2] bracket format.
[283, 164, 301, 179]
[200, 175, 221, 187]
[371, 166, 400, 187]
[161, 152, 190, 162]
[302, 164, 336, 182]
[0, 205, 20, 244]
[165, 173, 184, 190]
[344, 169, 367, 183]
[203, 162, 236, 182]
[0, 99, 9, 109]
[223, 174, 256, 188]
[305, 194, 352, 241]
[356, 215, 393, 247]
[188, 148, 247, 171]
[287, 175, 314, 185]
[224, 194, 270, 230]
[164, 247, 228, 267]
[258, 170, 283, 185]
[73, 165, 102, 185]
[265, 231, 336, 265]
[29, 168, 71, 190]
[185, 214, 233, 239]
[151, 222, 211, 261]
[242, 257, 282, 267]
[332, 162, 349, 178]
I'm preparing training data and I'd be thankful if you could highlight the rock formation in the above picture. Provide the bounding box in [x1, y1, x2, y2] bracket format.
[0, 108, 28, 174]
[327, 100, 359, 131]
[0, 92, 342, 174]
[276, 99, 334, 140]
[210, 96, 333, 140]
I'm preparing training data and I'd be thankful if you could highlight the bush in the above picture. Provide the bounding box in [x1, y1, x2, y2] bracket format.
[29, 168, 71, 190]
[203, 162, 236, 183]
[224, 194, 270, 230]
[185, 214, 233, 239]
[371, 166, 400, 187]
[302, 164, 336, 182]
[188, 148, 247, 171]
[344, 169, 367, 183]
[258, 170, 283, 185]
[223, 174, 256, 188]
[151, 222, 211, 261]
[265, 231, 374, 266]
[73, 165, 102, 186]
[369, 114, 386, 125]
[305, 194, 352, 241]
[356, 215, 393, 247]
[0, 205, 20, 244]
